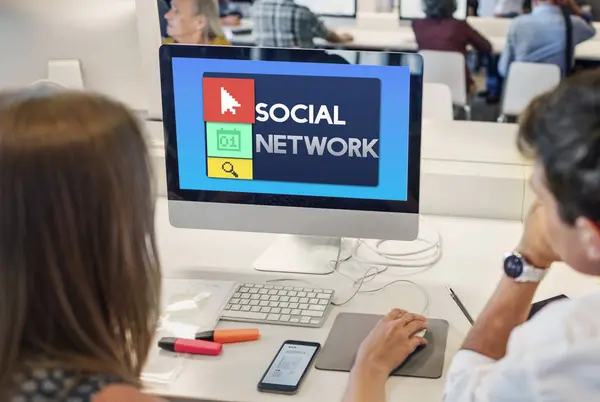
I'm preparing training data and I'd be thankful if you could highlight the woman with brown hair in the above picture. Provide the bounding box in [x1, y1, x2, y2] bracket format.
[0, 89, 164, 401]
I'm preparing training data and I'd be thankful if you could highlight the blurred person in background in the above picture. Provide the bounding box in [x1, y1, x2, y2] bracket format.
[413, 0, 501, 102]
[251, 0, 353, 48]
[219, 0, 243, 25]
[499, 0, 596, 77]
[0, 89, 165, 401]
[163, 0, 231, 45]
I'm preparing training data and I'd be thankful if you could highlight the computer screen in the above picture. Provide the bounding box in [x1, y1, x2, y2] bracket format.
[399, 0, 468, 20]
[160, 46, 422, 240]
[295, 0, 357, 17]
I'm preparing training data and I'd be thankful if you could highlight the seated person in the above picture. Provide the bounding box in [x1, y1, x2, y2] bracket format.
[412, 0, 496, 97]
[478, 0, 524, 17]
[219, 0, 243, 26]
[344, 69, 600, 402]
[0, 89, 164, 401]
[250, 0, 352, 48]
[163, 0, 231, 45]
[499, 0, 596, 77]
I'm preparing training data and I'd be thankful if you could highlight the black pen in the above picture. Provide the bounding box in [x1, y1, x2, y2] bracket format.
[446, 285, 475, 325]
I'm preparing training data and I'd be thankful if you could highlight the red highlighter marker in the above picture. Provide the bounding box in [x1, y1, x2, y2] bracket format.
[158, 337, 222, 356]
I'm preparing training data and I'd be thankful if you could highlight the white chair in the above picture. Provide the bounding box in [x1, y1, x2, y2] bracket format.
[422, 83, 454, 121]
[419, 50, 471, 120]
[498, 62, 561, 122]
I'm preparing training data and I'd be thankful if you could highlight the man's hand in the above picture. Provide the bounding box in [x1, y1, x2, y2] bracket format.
[516, 202, 561, 268]
[556, 0, 582, 15]
[354, 309, 427, 380]
[338, 33, 354, 43]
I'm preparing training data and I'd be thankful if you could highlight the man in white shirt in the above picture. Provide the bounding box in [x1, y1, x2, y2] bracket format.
[342, 71, 600, 402]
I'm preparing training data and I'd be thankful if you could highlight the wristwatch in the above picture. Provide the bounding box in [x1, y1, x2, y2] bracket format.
[503, 251, 547, 283]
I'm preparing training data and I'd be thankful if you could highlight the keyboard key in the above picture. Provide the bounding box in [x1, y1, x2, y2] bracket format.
[222, 311, 267, 320]
[233, 293, 241, 298]
[269, 301, 279, 307]
[324, 289, 334, 294]
[225, 304, 232, 310]
[319, 299, 329, 305]
[270, 296, 280, 301]
[241, 306, 251, 312]
[284, 287, 294, 290]
[298, 292, 307, 297]
[280, 302, 289, 308]
[241, 294, 251, 299]
[293, 287, 303, 291]
[250, 294, 260, 300]
[299, 298, 309, 303]
[267, 314, 281, 321]
[309, 298, 319, 304]
[282, 308, 291, 314]
[259, 301, 269, 307]
[310, 319, 321, 325]
[300, 317, 311, 324]
[278, 290, 288, 296]
[240, 299, 250, 305]
[268, 290, 278, 295]
[291, 309, 301, 315]
[271, 308, 281, 314]
[260, 295, 270, 301]
[298, 304, 309, 310]
[317, 293, 330, 299]
[290, 317, 300, 323]
[251, 306, 261, 312]
[302, 310, 324, 317]
[280, 296, 290, 302]
[289, 303, 299, 309]
[288, 291, 297, 297]
[254, 284, 264, 288]
[265, 285, 274, 289]
[231, 305, 241, 311]
[274, 286, 283, 290]
[249, 300, 259, 306]
[290, 297, 299, 303]
[249, 288, 259, 294]
[280, 315, 291, 322]
[309, 305, 326, 311]
[259, 289, 268, 295]
[240, 287, 250, 292]
[230, 299, 240, 305]
[244, 284, 254, 288]
[260, 307, 272, 313]
[307, 292, 316, 298]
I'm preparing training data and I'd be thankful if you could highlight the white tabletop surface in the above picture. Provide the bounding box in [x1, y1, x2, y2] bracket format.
[232, 23, 600, 61]
[151, 198, 598, 401]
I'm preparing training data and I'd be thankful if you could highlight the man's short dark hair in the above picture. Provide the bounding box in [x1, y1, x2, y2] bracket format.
[422, 0, 457, 18]
[518, 70, 600, 225]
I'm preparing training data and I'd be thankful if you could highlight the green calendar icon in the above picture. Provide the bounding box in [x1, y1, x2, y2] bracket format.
[206, 122, 252, 159]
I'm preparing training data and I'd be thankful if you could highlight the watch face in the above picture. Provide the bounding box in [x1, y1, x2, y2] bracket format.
[504, 255, 524, 278]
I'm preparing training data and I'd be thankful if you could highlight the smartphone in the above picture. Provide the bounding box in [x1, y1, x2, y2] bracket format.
[257, 340, 321, 395]
[528, 294, 568, 320]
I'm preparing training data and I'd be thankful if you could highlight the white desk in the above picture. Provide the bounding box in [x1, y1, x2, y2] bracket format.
[151, 198, 597, 401]
[232, 25, 600, 62]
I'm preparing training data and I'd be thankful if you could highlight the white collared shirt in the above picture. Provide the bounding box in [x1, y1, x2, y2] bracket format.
[444, 291, 600, 402]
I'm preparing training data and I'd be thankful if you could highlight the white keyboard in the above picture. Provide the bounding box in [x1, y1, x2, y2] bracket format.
[220, 283, 335, 328]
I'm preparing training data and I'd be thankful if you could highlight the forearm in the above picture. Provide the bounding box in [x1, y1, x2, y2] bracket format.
[327, 30, 342, 43]
[461, 276, 538, 360]
[342, 368, 387, 402]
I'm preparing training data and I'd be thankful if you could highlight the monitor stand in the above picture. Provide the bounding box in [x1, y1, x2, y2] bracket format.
[253, 235, 342, 275]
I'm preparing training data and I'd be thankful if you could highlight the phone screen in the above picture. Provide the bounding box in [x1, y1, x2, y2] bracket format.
[260, 342, 319, 390]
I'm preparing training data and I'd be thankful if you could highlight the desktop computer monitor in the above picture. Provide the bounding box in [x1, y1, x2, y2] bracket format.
[159, 45, 423, 273]
[0, 0, 146, 112]
[294, 0, 357, 17]
[399, 0, 468, 20]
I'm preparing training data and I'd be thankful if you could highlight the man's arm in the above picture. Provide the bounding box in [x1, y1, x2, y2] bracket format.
[498, 23, 517, 77]
[307, 11, 352, 43]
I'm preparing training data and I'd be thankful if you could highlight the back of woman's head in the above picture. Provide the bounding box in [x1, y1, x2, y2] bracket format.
[422, 0, 457, 18]
[0, 90, 161, 396]
[195, 0, 225, 39]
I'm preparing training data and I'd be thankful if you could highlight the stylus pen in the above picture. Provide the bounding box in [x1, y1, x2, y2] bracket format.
[446, 285, 475, 325]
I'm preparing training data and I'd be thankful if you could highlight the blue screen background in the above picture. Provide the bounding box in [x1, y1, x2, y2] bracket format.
[172, 57, 411, 201]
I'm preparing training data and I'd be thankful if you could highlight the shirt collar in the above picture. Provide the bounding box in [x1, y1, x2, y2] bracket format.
[532, 4, 562, 14]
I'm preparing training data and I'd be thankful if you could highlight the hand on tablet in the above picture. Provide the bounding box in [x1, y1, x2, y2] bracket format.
[354, 309, 428, 380]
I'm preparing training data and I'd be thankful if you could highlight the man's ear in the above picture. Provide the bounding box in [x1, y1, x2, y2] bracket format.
[576, 217, 600, 261]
